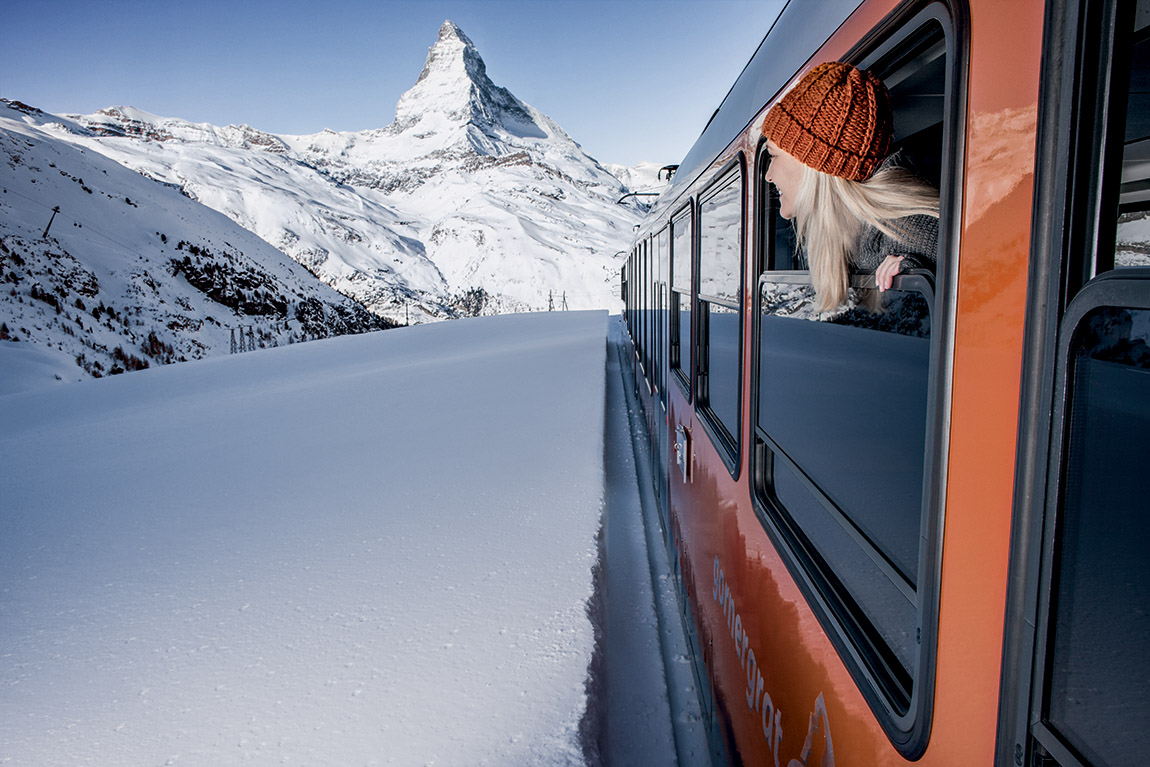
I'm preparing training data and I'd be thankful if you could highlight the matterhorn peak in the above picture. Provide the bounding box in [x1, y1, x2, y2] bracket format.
[393, 19, 552, 152]
[415, 20, 486, 87]
[436, 21, 475, 52]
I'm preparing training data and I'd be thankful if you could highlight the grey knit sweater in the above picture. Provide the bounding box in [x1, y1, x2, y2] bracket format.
[850, 213, 939, 273]
[848, 153, 940, 273]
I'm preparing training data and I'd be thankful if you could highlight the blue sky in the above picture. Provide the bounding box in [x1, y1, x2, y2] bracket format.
[3, 0, 786, 167]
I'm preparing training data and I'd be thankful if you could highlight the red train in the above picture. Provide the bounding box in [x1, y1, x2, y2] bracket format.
[621, 0, 1149, 764]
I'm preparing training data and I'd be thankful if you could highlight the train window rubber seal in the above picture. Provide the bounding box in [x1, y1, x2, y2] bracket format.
[750, 270, 941, 734]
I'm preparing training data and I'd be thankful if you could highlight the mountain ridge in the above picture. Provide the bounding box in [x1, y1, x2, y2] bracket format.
[0, 19, 666, 391]
[43, 19, 652, 322]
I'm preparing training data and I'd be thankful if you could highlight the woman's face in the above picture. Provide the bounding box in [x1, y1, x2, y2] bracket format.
[765, 140, 804, 220]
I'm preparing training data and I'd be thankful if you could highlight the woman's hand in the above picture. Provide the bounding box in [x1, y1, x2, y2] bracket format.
[875, 255, 905, 292]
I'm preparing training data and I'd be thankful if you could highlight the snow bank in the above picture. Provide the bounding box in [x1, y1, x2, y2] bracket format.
[0, 340, 86, 395]
[0, 311, 608, 766]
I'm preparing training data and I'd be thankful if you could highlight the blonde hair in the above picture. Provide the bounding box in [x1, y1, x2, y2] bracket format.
[790, 162, 940, 310]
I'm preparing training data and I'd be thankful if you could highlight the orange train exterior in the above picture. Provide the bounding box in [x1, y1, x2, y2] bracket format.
[621, 1, 1150, 766]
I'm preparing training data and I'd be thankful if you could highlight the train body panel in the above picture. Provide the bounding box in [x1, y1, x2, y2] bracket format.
[621, 0, 1150, 765]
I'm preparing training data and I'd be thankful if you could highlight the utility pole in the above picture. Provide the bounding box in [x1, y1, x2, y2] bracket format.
[42, 206, 60, 239]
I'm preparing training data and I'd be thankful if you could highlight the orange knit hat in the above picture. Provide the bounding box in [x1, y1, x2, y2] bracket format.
[761, 61, 892, 182]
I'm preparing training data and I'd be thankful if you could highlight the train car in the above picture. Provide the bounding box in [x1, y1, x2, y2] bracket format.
[620, 0, 1149, 765]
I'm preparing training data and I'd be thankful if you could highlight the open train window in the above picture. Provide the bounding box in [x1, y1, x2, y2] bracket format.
[750, 5, 956, 756]
[670, 203, 695, 397]
[757, 159, 799, 272]
[696, 161, 744, 470]
[757, 147, 799, 272]
[1002, 2, 1150, 766]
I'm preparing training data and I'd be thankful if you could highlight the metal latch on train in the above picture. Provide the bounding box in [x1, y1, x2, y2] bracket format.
[675, 424, 690, 483]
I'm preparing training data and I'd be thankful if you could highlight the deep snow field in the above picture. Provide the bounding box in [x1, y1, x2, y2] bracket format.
[0, 312, 691, 766]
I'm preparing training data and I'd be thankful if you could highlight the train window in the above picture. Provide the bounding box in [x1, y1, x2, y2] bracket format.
[634, 250, 644, 340]
[631, 249, 638, 344]
[658, 228, 671, 400]
[646, 240, 653, 375]
[632, 250, 638, 339]
[750, 7, 953, 753]
[1003, 3, 1150, 766]
[637, 247, 645, 361]
[696, 164, 744, 465]
[671, 204, 694, 396]
[1041, 303, 1150, 767]
[643, 240, 652, 378]
[626, 252, 634, 336]
[756, 273, 933, 679]
[622, 261, 629, 314]
[650, 238, 657, 379]
[653, 236, 660, 386]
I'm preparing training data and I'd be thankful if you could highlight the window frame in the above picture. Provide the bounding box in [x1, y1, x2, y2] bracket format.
[670, 200, 697, 399]
[630, 248, 639, 354]
[642, 238, 653, 381]
[694, 156, 746, 474]
[657, 226, 672, 405]
[747, 3, 965, 756]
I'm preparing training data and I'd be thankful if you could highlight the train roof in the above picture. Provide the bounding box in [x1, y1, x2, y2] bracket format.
[652, 0, 864, 220]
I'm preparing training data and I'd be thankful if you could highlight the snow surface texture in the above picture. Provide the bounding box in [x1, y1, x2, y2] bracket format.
[34, 21, 649, 323]
[1117, 210, 1150, 266]
[0, 311, 633, 766]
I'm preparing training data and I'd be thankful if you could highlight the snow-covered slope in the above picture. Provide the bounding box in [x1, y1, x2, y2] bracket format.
[57, 20, 645, 322]
[63, 104, 450, 322]
[0, 100, 391, 393]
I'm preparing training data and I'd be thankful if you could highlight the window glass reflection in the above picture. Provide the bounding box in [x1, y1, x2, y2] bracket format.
[756, 277, 933, 668]
[706, 302, 741, 443]
[672, 211, 693, 293]
[699, 178, 741, 302]
[1047, 306, 1150, 767]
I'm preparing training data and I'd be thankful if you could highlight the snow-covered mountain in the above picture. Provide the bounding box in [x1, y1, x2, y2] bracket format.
[604, 160, 674, 197]
[54, 20, 645, 323]
[0, 100, 392, 393]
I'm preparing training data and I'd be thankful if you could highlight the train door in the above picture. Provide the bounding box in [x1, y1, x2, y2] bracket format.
[999, 1, 1150, 765]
